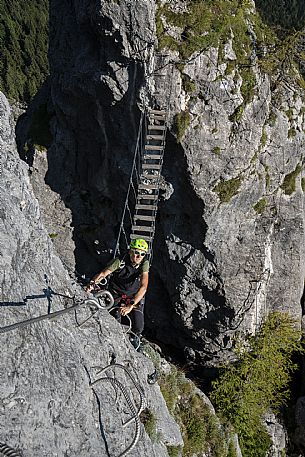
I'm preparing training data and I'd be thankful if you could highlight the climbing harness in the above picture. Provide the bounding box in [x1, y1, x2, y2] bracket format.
[90, 363, 146, 457]
[0, 443, 21, 457]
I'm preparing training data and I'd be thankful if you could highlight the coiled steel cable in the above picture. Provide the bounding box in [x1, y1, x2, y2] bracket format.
[90, 376, 141, 457]
[0, 442, 22, 457]
[96, 363, 146, 423]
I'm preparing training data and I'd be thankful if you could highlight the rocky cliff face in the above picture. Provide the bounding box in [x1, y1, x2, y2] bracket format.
[0, 92, 183, 456]
[27, 0, 305, 369]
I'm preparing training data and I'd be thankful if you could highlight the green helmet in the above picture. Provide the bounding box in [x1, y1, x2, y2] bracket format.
[130, 238, 149, 252]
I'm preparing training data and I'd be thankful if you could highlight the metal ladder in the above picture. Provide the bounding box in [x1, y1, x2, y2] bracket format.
[114, 53, 171, 258]
[130, 108, 167, 246]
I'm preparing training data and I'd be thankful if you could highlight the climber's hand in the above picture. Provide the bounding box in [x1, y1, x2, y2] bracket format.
[120, 305, 134, 316]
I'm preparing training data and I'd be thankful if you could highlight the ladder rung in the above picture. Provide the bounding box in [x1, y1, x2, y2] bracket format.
[144, 154, 162, 159]
[138, 184, 159, 190]
[134, 215, 155, 221]
[140, 174, 159, 179]
[145, 145, 164, 150]
[135, 204, 157, 210]
[142, 164, 162, 170]
[148, 125, 166, 130]
[149, 110, 166, 115]
[137, 194, 158, 200]
[147, 134, 164, 140]
[130, 234, 152, 241]
[132, 225, 154, 232]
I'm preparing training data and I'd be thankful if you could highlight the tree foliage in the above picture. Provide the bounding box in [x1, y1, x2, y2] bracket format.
[0, 0, 49, 102]
[211, 312, 304, 457]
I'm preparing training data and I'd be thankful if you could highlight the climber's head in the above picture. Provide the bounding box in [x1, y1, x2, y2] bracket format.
[129, 238, 148, 265]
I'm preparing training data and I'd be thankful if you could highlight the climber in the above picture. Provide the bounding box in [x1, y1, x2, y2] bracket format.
[85, 238, 149, 349]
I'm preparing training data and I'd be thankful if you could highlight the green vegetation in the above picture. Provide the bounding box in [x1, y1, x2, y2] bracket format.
[264, 164, 271, 188]
[281, 163, 302, 195]
[213, 176, 243, 203]
[229, 105, 244, 123]
[156, 1, 305, 93]
[267, 111, 277, 127]
[181, 73, 196, 93]
[174, 111, 191, 143]
[211, 312, 304, 457]
[140, 408, 159, 442]
[253, 197, 267, 214]
[240, 67, 257, 105]
[288, 128, 297, 139]
[160, 366, 228, 457]
[301, 177, 305, 192]
[212, 146, 221, 155]
[167, 446, 182, 457]
[260, 129, 267, 148]
[0, 0, 49, 102]
[48, 233, 58, 239]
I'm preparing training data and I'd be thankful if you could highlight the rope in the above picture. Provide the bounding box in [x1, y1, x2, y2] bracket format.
[0, 443, 22, 457]
[114, 112, 145, 258]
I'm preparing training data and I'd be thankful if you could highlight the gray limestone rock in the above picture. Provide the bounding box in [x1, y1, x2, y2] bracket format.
[0, 91, 182, 456]
[17, 0, 305, 379]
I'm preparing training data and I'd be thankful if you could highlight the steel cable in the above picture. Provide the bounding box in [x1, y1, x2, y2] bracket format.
[0, 443, 22, 457]
[90, 376, 141, 457]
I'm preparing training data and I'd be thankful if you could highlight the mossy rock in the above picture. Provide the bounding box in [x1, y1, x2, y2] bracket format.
[229, 105, 244, 123]
[281, 164, 302, 195]
[174, 111, 191, 143]
[253, 197, 267, 214]
[213, 176, 243, 203]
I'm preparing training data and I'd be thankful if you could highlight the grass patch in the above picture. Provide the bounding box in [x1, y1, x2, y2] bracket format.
[48, 233, 58, 239]
[253, 197, 267, 214]
[288, 128, 297, 139]
[260, 129, 268, 148]
[211, 311, 304, 457]
[156, 1, 305, 91]
[240, 67, 257, 104]
[0, 0, 49, 102]
[140, 408, 159, 442]
[174, 111, 191, 143]
[160, 366, 227, 457]
[213, 176, 243, 203]
[281, 164, 302, 195]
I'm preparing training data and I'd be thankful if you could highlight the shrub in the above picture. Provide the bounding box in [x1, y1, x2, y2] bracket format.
[211, 312, 304, 457]
[281, 164, 302, 195]
[174, 111, 191, 143]
[167, 446, 182, 457]
[212, 146, 221, 155]
[253, 197, 267, 214]
[213, 176, 243, 203]
[160, 366, 227, 457]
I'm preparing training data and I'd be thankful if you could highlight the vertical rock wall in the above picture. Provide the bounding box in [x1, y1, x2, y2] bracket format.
[33, 0, 305, 365]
